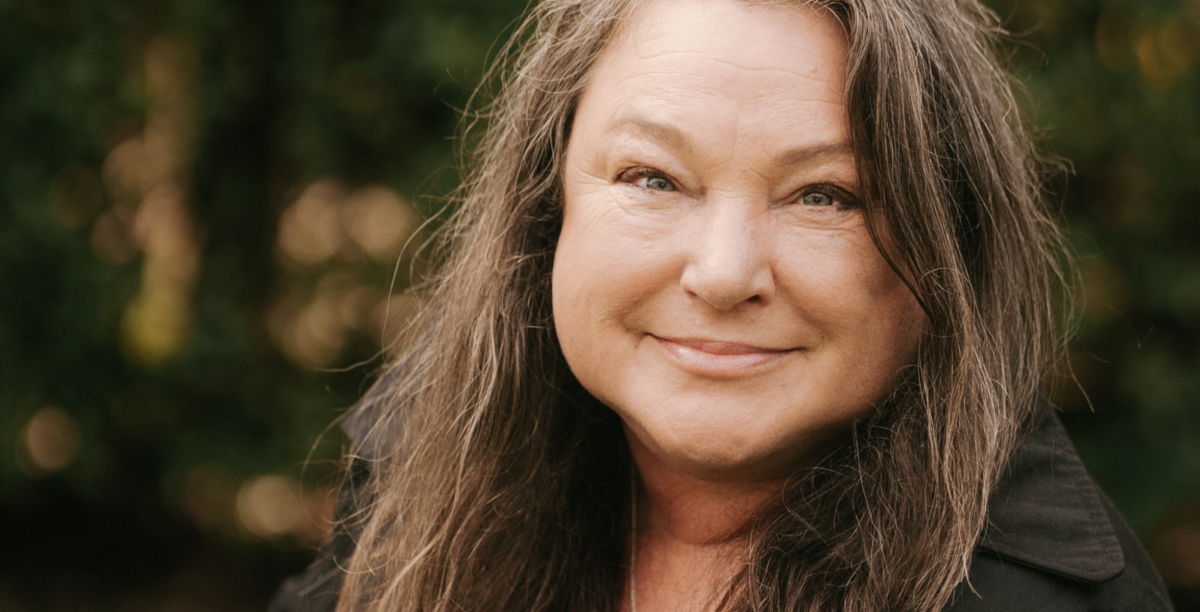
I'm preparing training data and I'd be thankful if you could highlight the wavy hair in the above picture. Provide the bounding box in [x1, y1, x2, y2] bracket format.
[335, 0, 1070, 610]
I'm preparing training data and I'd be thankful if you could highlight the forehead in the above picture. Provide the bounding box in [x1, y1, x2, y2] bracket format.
[576, 0, 851, 156]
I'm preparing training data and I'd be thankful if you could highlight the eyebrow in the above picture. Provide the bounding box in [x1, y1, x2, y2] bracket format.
[608, 116, 694, 155]
[606, 115, 854, 168]
[772, 142, 855, 168]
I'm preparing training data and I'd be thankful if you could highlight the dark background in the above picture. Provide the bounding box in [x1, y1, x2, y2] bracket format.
[1, 0, 1198, 610]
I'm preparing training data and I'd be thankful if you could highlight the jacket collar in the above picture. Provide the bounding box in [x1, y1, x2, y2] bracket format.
[979, 412, 1125, 582]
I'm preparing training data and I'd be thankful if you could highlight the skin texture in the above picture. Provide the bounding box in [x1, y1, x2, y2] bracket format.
[551, 0, 926, 608]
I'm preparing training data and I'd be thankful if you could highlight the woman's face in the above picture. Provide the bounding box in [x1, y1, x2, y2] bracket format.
[553, 0, 925, 481]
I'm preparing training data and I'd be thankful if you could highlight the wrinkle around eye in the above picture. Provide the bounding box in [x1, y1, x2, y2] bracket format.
[609, 176, 694, 221]
[603, 188, 690, 231]
[772, 203, 865, 233]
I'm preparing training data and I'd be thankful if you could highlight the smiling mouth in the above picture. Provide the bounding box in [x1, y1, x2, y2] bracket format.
[650, 335, 797, 377]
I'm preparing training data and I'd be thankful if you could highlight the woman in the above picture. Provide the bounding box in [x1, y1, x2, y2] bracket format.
[272, 0, 1172, 610]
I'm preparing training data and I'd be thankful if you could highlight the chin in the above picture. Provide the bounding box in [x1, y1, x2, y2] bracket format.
[622, 399, 857, 482]
[634, 418, 797, 480]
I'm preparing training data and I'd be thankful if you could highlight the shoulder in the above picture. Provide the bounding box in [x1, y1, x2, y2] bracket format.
[268, 371, 405, 612]
[267, 456, 368, 612]
[944, 414, 1174, 612]
[268, 562, 342, 612]
[268, 417, 380, 612]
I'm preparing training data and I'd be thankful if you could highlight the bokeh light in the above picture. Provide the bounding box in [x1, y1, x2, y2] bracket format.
[1136, 20, 1192, 90]
[341, 185, 419, 264]
[235, 474, 334, 545]
[17, 407, 82, 476]
[277, 180, 347, 267]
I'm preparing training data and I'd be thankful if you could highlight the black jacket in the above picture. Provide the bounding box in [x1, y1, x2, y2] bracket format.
[269, 413, 1173, 612]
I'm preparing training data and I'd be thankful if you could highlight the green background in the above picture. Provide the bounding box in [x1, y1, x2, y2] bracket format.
[1, 0, 1198, 609]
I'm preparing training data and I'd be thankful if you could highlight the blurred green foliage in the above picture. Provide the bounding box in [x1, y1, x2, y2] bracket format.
[0, 0, 1197, 610]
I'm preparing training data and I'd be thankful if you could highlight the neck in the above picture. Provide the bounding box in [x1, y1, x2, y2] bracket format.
[633, 452, 782, 547]
[624, 433, 788, 612]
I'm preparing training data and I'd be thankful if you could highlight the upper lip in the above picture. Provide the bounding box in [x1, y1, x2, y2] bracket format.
[651, 335, 796, 354]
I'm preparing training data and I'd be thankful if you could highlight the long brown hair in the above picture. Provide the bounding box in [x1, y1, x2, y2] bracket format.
[335, 0, 1070, 610]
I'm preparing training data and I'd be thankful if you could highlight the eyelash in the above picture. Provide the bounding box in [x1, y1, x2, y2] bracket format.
[617, 166, 859, 210]
[618, 167, 677, 192]
[790, 183, 859, 210]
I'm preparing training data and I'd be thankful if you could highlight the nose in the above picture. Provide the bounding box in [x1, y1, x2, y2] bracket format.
[679, 202, 774, 311]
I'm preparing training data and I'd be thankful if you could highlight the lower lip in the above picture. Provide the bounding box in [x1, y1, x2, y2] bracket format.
[651, 336, 793, 377]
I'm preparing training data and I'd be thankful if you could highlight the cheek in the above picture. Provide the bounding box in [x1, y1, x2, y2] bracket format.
[848, 234, 926, 353]
[776, 231, 924, 368]
[551, 221, 599, 391]
[848, 250, 926, 377]
[552, 200, 658, 410]
[552, 186, 682, 321]
[551, 194, 665, 367]
[553, 184, 607, 323]
[550, 219, 596, 354]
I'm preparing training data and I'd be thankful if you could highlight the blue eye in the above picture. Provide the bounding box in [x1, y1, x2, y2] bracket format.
[794, 185, 859, 209]
[802, 191, 835, 207]
[639, 175, 676, 192]
[619, 167, 678, 192]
